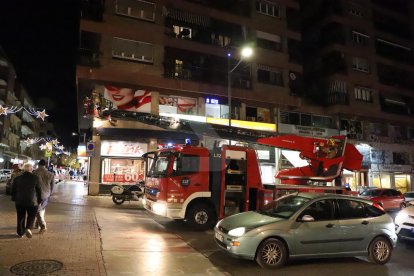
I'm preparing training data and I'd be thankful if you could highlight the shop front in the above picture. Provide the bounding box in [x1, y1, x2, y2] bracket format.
[370, 164, 412, 193]
[99, 140, 147, 194]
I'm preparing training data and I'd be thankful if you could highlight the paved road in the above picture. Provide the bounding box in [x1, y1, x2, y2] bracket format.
[2, 180, 413, 275]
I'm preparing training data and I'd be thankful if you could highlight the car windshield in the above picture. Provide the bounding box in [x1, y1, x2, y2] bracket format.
[257, 194, 311, 219]
[360, 189, 382, 196]
[147, 151, 171, 177]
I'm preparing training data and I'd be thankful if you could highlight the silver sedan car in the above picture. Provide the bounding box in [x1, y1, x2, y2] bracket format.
[215, 193, 397, 269]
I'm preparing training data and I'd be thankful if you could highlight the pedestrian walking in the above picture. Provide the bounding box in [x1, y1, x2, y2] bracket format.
[11, 163, 42, 238]
[33, 159, 55, 233]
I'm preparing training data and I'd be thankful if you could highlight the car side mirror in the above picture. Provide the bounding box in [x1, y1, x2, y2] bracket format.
[300, 215, 315, 222]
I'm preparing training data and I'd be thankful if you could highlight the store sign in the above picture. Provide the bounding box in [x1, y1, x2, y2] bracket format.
[101, 141, 148, 157]
[371, 164, 412, 173]
[103, 172, 144, 182]
[206, 98, 219, 104]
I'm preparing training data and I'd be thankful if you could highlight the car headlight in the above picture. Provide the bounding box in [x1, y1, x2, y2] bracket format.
[395, 212, 408, 222]
[228, 227, 246, 237]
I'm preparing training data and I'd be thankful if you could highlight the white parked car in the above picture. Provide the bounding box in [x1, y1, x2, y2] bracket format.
[403, 192, 414, 204]
[395, 204, 414, 241]
[0, 169, 12, 181]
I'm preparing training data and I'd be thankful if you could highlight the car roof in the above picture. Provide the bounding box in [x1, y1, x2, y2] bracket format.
[296, 192, 373, 203]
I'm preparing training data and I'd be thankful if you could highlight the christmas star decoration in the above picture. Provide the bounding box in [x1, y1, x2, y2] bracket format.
[26, 138, 34, 145]
[0, 105, 8, 116]
[39, 144, 47, 150]
[52, 139, 59, 145]
[36, 110, 49, 121]
[58, 145, 65, 151]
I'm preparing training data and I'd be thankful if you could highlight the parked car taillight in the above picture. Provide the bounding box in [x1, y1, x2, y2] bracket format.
[373, 202, 385, 212]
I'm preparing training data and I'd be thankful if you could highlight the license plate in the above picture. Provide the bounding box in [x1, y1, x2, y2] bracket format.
[215, 232, 224, 242]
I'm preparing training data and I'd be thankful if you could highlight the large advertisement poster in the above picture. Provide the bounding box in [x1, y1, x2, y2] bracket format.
[159, 95, 197, 115]
[103, 85, 152, 113]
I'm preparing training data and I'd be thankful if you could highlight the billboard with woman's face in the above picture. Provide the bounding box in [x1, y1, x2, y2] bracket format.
[103, 85, 152, 113]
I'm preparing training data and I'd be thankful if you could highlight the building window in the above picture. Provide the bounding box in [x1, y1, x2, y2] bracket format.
[408, 128, 414, 140]
[351, 31, 369, 46]
[354, 86, 373, 102]
[256, 31, 282, 52]
[347, 2, 365, 17]
[115, 0, 155, 22]
[352, 57, 370, 72]
[173, 25, 192, 39]
[246, 107, 270, 122]
[112, 37, 154, 63]
[257, 65, 284, 86]
[280, 111, 333, 128]
[255, 0, 281, 18]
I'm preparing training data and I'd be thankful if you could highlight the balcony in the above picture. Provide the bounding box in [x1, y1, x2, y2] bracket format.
[78, 31, 101, 67]
[377, 63, 414, 90]
[375, 39, 413, 65]
[372, 0, 410, 16]
[164, 7, 245, 49]
[322, 51, 347, 75]
[81, 0, 104, 22]
[184, 0, 251, 17]
[373, 11, 412, 40]
[320, 22, 346, 47]
[164, 48, 252, 89]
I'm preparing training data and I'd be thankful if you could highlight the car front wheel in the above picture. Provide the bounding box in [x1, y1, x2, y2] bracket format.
[256, 238, 287, 269]
[368, 236, 392, 264]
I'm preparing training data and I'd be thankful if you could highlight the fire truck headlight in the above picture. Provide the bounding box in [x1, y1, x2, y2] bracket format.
[228, 227, 246, 237]
[153, 202, 166, 215]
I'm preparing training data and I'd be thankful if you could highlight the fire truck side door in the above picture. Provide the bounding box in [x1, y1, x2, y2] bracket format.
[167, 153, 206, 201]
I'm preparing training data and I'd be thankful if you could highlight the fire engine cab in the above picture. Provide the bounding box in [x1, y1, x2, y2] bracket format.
[143, 144, 273, 230]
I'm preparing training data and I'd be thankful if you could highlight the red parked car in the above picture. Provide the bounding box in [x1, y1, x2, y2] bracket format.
[359, 188, 406, 210]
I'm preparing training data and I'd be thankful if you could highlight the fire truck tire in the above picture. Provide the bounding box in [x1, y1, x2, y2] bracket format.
[256, 238, 287, 269]
[186, 203, 215, 230]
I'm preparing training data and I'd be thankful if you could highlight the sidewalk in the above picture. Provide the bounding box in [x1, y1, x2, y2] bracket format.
[0, 194, 105, 275]
[0, 181, 226, 275]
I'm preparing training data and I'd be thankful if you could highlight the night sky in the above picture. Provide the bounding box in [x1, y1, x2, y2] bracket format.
[0, 0, 81, 149]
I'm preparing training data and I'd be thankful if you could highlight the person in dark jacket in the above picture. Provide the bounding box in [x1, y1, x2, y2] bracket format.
[33, 159, 55, 232]
[11, 163, 41, 238]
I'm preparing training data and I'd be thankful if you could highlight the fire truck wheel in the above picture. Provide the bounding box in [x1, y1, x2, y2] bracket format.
[112, 196, 125, 205]
[186, 203, 214, 230]
[256, 238, 287, 269]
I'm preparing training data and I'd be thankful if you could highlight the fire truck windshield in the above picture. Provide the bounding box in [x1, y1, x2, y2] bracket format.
[147, 152, 171, 177]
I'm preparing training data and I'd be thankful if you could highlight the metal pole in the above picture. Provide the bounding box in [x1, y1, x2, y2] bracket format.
[227, 57, 244, 146]
[227, 56, 232, 145]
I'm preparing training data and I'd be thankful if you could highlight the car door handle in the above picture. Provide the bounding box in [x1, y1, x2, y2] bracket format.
[326, 223, 334, 228]
[361, 220, 369, 225]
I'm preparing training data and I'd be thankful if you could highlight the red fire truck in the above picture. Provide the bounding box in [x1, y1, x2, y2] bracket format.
[143, 135, 362, 230]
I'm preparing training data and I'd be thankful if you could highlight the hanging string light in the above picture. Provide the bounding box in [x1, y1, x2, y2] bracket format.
[0, 105, 49, 121]
[25, 137, 69, 155]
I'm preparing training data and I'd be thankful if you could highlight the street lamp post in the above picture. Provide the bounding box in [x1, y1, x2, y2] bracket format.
[227, 47, 253, 144]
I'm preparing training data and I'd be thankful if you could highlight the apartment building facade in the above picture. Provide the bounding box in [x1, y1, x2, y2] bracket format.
[0, 48, 43, 168]
[77, 0, 413, 195]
